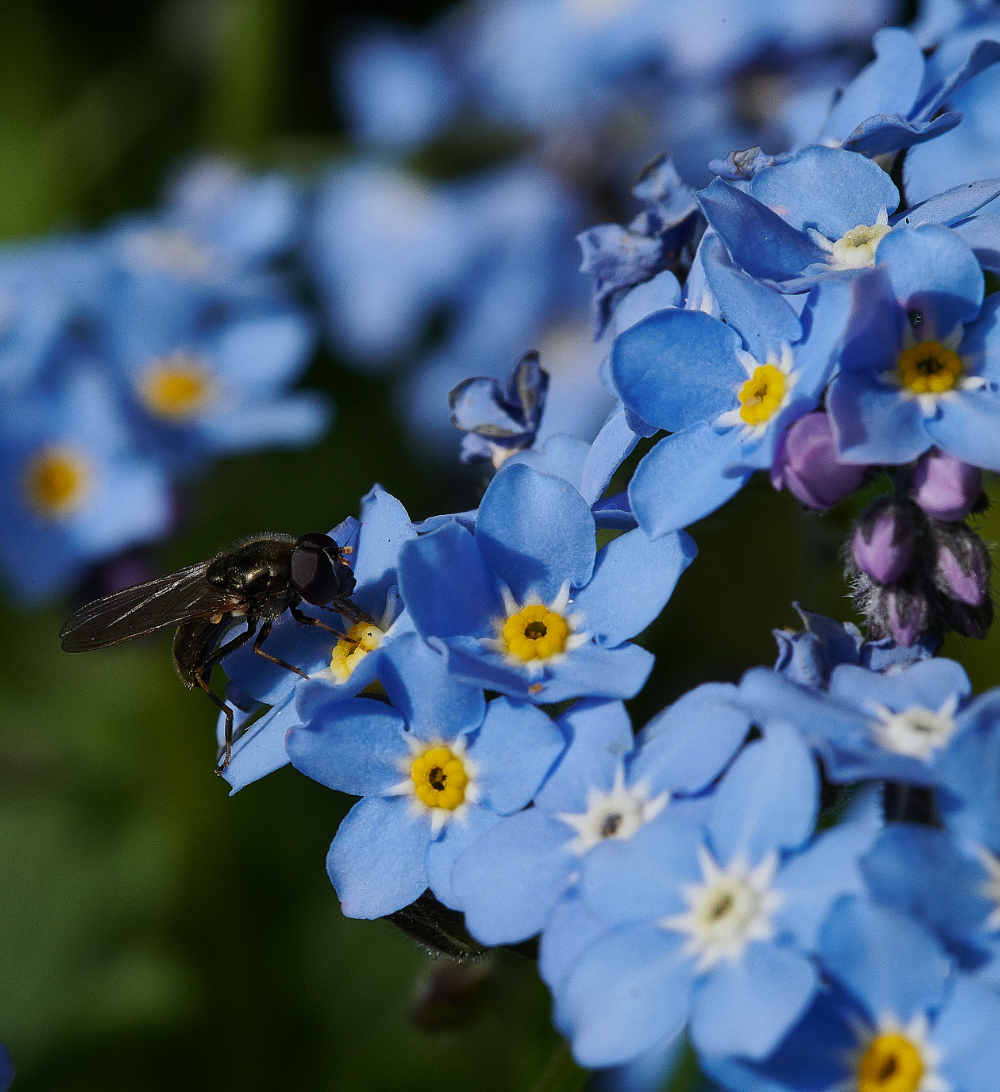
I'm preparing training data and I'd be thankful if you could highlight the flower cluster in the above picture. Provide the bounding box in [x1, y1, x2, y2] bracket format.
[26, 2, 1000, 1090]
[189, 9, 1000, 1091]
[0, 158, 326, 604]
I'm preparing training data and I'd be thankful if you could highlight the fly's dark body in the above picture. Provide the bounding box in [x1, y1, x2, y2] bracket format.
[60, 532, 373, 767]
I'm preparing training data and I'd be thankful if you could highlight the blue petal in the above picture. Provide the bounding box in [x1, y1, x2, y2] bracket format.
[691, 943, 818, 1061]
[934, 977, 1000, 1091]
[539, 891, 609, 993]
[828, 658, 971, 717]
[709, 722, 818, 865]
[557, 923, 692, 1069]
[610, 307, 744, 432]
[821, 28, 923, 144]
[287, 692, 408, 795]
[580, 403, 639, 505]
[327, 796, 429, 918]
[861, 826, 995, 968]
[222, 688, 297, 793]
[952, 210, 1000, 272]
[819, 897, 949, 1022]
[631, 683, 750, 795]
[891, 178, 1000, 229]
[699, 233, 802, 357]
[580, 812, 704, 925]
[843, 112, 962, 158]
[629, 426, 751, 537]
[611, 270, 682, 335]
[506, 435, 590, 492]
[937, 690, 1000, 847]
[696, 178, 829, 283]
[701, 988, 855, 1092]
[439, 636, 654, 705]
[354, 485, 417, 606]
[571, 527, 696, 647]
[475, 463, 595, 602]
[377, 630, 485, 742]
[773, 823, 878, 952]
[534, 697, 634, 813]
[958, 290, 1000, 383]
[214, 313, 313, 387]
[925, 390, 1000, 472]
[876, 223, 983, 334]
[398, 522, 504, 639]
[750, 146, 900, 239]
[837, 264, 903, 374]
[426, 803, 499, 910]
[451, 808, 576, 945]
[917, 37, 1000, 119]
[198, 394, 330, 453]
[471, 697, 565, 814]
[828, 372, 931, 465]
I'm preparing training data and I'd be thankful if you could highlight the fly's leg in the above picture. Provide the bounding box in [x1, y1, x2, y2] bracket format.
[252, 619, 310, 677]
[326, 596, 377, 627]
[289, 604, 342, 637]
[194, 664, 236, 770]
[197, 623, 258, 771]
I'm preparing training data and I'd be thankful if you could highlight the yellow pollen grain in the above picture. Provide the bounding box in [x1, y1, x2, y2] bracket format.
[23, 446, 91, 517]
[738, 364, 786, 425]
[410, 746, 468, 810]
[138, 353, 215, 421]
[503, 603, 570, 661]
[897, 341, 963, 394]
[329, 623, 383, 682]
[856, 1033, 924, 1092]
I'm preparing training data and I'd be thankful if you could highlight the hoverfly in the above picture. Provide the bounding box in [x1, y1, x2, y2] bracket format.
[60, 532, 374, 767]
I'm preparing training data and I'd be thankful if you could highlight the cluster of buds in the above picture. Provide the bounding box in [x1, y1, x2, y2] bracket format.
[845, 451, 992, 645]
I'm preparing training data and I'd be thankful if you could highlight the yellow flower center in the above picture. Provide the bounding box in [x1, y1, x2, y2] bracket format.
[23, 446, 92, 517]
[856, 1032, 924, 1092]
[502, 603, 570, 661]
[410, 746, 469, 810]
[329, 624, 383, 682]
[832, 223, 890, 268]
[897, 341, 963, 394]
[138, 352, 215, 421]
[738, 364, 786, 425]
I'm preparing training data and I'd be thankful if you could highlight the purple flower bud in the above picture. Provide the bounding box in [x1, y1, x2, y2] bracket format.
[771, 412, 868, 510]
[937, 547, 986, 605]
[931, 524, 992, 609]
[852, 507, 915, 585]
[886, 588, 928, 648]
[907, 449, 983, 522]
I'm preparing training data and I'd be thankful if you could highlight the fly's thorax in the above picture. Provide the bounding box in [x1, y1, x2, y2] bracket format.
[206, 535, 299, 611]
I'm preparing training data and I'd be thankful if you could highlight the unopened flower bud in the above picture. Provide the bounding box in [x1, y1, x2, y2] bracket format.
[937, 546, 988, 606]
[930, 524, 991, 607]
[771, 412, 868, 510]
[851, 500, 918, 585]
[907, 449, 983, 522]
[884, 586, 930, 648]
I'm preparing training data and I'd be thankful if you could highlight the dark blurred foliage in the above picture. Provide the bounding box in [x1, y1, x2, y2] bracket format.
[0, 2, 998, 1091]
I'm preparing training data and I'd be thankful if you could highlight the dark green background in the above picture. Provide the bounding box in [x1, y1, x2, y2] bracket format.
[0, 2, 996, 1089]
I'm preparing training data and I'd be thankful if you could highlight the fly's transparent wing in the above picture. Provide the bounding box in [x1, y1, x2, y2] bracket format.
[60, 563, 235, 650]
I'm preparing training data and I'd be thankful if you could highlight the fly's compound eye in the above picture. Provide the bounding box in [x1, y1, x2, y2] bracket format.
[290, 533, 357, 605]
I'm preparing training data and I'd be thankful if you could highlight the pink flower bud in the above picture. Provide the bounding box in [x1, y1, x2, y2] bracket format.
[852, 509, 915, 585]
[771, 412, 867, 510]
[908, 449, 982, 522]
